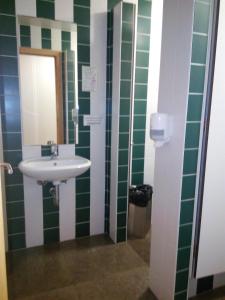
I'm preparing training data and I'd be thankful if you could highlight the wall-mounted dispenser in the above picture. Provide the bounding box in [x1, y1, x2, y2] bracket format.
[150, 113, 171, 147]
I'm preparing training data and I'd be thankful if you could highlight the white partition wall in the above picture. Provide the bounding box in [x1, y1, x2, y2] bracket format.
[149, 0, 194, 299]
[196, 0, 225, 278]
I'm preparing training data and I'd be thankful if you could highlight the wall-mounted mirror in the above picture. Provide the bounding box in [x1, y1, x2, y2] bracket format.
[17, 16, 78, 145]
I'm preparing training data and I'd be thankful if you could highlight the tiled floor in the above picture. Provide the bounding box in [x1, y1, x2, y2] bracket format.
[7, 234, 156, 300]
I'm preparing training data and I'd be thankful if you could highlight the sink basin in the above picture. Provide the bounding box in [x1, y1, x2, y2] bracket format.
[18, 156, 91, 184]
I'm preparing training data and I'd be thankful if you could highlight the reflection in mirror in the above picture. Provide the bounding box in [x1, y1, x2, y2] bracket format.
[19, 48, 63, 145]
[17, 16, 78, 145]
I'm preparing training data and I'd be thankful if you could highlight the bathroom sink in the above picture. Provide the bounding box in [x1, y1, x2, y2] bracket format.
[18, 156, 91, 185]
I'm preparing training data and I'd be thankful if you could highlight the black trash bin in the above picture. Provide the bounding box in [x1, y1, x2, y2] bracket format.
[128, 185, 153, 238]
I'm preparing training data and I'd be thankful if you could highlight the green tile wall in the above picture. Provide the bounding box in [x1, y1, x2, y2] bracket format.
[175, 0, 212, 298]
[0, 0, 26, 250]
[131, 0, 151, 186]
[105, 3, 114, 233]
[74, 0, 91, 238]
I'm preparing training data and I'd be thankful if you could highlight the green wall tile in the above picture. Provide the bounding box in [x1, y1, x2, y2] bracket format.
[175, 291, 188, 300]
[132, 145, 145, 159]
[20, 25, 30, 35]
[122, 22, 133, 42]
[2, 133, 21, 150]
[135, 68, 148, 84]
[42, 28, 51, 39]
[20, 36, 31, 47]
[187, 94, 203, 122]
[193, 2, 210, 34]
[118, 182, 128, 197]
[119, 133, 129, 149]
[117, 227, 126, 242]
[120, 81, 131, 98]
[44, 213, 59, 229]
[37, 0, 55, 20]
[132, 159, 144, 173]
[133, 130, 145, 144]
[43, 198, 59, 214]
[0, 76, 19, 95]
[120, 99, 130, 115]
[0, 15, 16, 35]
[44, 228, 59, 244]
[4, 150, 22, 167]
[76, 193, 90, 208]
[185, 122, 201, 148]
[121, 62, 132, 80]
[7, 201, 24, 218]
[42, 39, 51, 49]
[121, 42, 132, 61]
[136, 35, 150, 51]
[138, 0, 151, 17]
[180, 200, 194, 225]
[76, 222, 90, 238]
[76, 178, 90, 193]
[0, 36, 17, 56]
[175, 270, 189, 293]
[122, 3, 134, 22]
[5, 169, 22, 186]
[181, 175, 196, 200]
[76, 147, 90, 159]
[177, 247, 191, 271]
[74, 6, 90, 26]
[132, 172, 144, 185]
[6, 185, 24, 202]
[77, 26, 90, 44]
[137, 17, 151, 34]
[0, 0, 15, 14]
[118, 166, 128, 182]
[78, 45, 90, 63]
[0, 56, 18, 76]
[8, 218, 25, 235]
[136, 51, 149, 68]
[119, 116, 130, 133]
[192, 34, 208, 64]
[118, 149, 129, 166]
[135, 84, 147, 99]
[74, 0, 90, 7]
[118, 197, 127, 212]
[134, 100, 147, 115]
[1, 95, 20, 115]
[108, 0, 121, 10]
[2, 113, 21, 132]
[178, 224, 193, 248]
[78, 131, 90, 147]
[189, 65, 205, 93]
[183, 149, 198, 175]
[8, 234, 25, 250]
[76, 208, 90, 223]
[117, 212, 127, 227]
[133, 115, 146, 130]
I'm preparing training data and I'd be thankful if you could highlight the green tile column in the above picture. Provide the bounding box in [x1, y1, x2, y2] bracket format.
[74, 0, 91, 238]
[131, 0, 151, 186]
[0, 0, 26, 250]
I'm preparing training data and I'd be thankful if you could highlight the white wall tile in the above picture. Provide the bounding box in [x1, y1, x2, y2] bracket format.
[55, 0, 73, 22]
[51, 29, 62, 51]
[15, 0, 36, 17]
[23, 146, 43, 248]
[31, 25, 41, 49]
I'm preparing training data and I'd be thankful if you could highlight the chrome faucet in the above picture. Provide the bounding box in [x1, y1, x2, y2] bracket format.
[47, 141, 58, 160]
[0, 163, 13, 174]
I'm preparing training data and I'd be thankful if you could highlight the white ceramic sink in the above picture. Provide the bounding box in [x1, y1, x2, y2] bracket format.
[19, 156, 91, 184]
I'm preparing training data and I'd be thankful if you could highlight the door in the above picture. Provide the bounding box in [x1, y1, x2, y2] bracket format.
[196, 0, 225, 278]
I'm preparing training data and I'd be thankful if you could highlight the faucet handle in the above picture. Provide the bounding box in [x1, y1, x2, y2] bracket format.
[0, 163, 13, 175]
